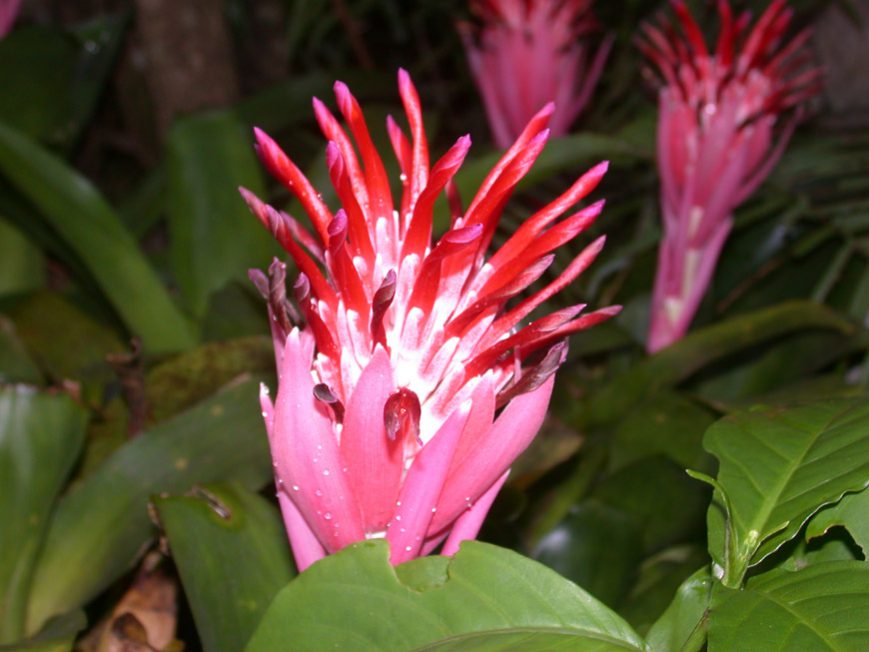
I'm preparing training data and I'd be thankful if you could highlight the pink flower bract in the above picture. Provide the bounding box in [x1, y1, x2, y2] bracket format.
[244, 70, 618, 570]
[639, 0, 820, 352]
[460, 0, 612, 149]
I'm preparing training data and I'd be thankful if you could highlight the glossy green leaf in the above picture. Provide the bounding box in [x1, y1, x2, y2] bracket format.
[2, 609, 85, 652]
[594, 457, 711, 554]
[619, 547, 709, 636]
[578, 301, 855, 429]
[8, 291, 124, 390]
[0, 387, 87, 643]
[0, 219, 44, 296]
[25, 377, 271, 635]
[709, 562, 869, 651]
[704, 396, 869, 587]
[645, 567, 713, 652]
[806, 489, 869, 557]
[155, 483, 294, 652]
[0, 316, 42, 384]
[247, 541, 645, 652]
[166, 112, 276, 318]
[609, 392, 716, 473]
[532, 501, 644, 608]
[0, 122, 196, 353]
[0, 28, 76, 143]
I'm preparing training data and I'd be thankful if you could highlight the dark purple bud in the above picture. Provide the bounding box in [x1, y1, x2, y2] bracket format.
[314, 383, 345, 423]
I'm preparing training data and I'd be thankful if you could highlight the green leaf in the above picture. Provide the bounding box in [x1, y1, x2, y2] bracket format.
[7, 291, 124, 391]
[709, 562, 869, 651]
[0, 387, 87, 643]
[645, 567, 713, 652]
[578, 301, 855, 429]
[24, 377, 271, 635]
[0, 122, 196, 353]
[594, 457, 711, 554]
[609, 392, 717, 473]
[0, 316, 42, 384]
[806, 489, 869, 557]
[0, 28, 76, 143]
[531, 501, 644, 608]
[0, 219, 45, 296]
[704, 396, 869, 587]
[155, 483, 294, 652]
[619, 547, 709, 636]
[166, 112, 276, 319]
[247, 541, 645, 652]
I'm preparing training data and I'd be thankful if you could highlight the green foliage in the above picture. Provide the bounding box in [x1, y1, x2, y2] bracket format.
[0, 2, 867, 649]
[0, 387, 87, 643]
[155, 483, 295, 652]
[24, 378, 271, 636]
[247, 541, 645, 651]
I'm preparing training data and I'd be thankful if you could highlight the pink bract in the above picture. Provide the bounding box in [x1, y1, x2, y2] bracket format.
[639, 0, 820, 353]
[244, 70, 618, 570]
[0, 0, 21, 38]
[459, 0, 612, 149]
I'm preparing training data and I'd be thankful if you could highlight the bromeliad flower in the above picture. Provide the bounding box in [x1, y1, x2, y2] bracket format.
[638, 0, 820, 353]
[0, 0, 21, 38]
[244, 70, 618, 571]
[459, 0, 612, 149]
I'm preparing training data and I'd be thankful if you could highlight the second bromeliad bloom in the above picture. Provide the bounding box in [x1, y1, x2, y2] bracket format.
[459, 0, 612, 149]
[243, 71, 618, 571]
[640, 0, 820, 353]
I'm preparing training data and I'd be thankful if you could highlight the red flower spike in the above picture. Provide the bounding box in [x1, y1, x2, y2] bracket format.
[639, 0, 820, 352]
[245, 72, 617, 570]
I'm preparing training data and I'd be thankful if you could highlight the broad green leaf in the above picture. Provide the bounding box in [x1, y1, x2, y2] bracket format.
[155, 483, 294, 652]
[619, 547, 709, 636]
[0, 18, 127, 149]
[594, 456, 711, 554]
[709, 562, 869, 651]
[532, 501, 644, 608]
[65, 14, 130, 148]
[645, 567, 713, 652]
[0, 28, 76, 143]
[166, 112, 276, 318]
[0, 219, 44, 296]
[25, 377, 271, 635]
[8, 291, 124, 392]
[0, 316, 42, 384]
[578, 301, 855, 429]
[1, 609, 85, 652]
[0, 387, 87, 643]
[0, 122, 196, 353]
[704, 397, 869, 587]
[247, 541, 645, 652]
[806, 489, 869, 557]
[609, 392, 716, 473]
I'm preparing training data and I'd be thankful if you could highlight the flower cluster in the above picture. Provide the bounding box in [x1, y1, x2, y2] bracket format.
[243, 70, 617, 570]
[459, 0, 612, 149]
[638, 0, 820, 352]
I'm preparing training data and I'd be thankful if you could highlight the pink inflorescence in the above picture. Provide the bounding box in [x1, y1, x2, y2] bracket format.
[459, 0, 612, 149]
[0, 0, 21, 39]
[638, 0, 820, 353]
[243, 70, 618, 571]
